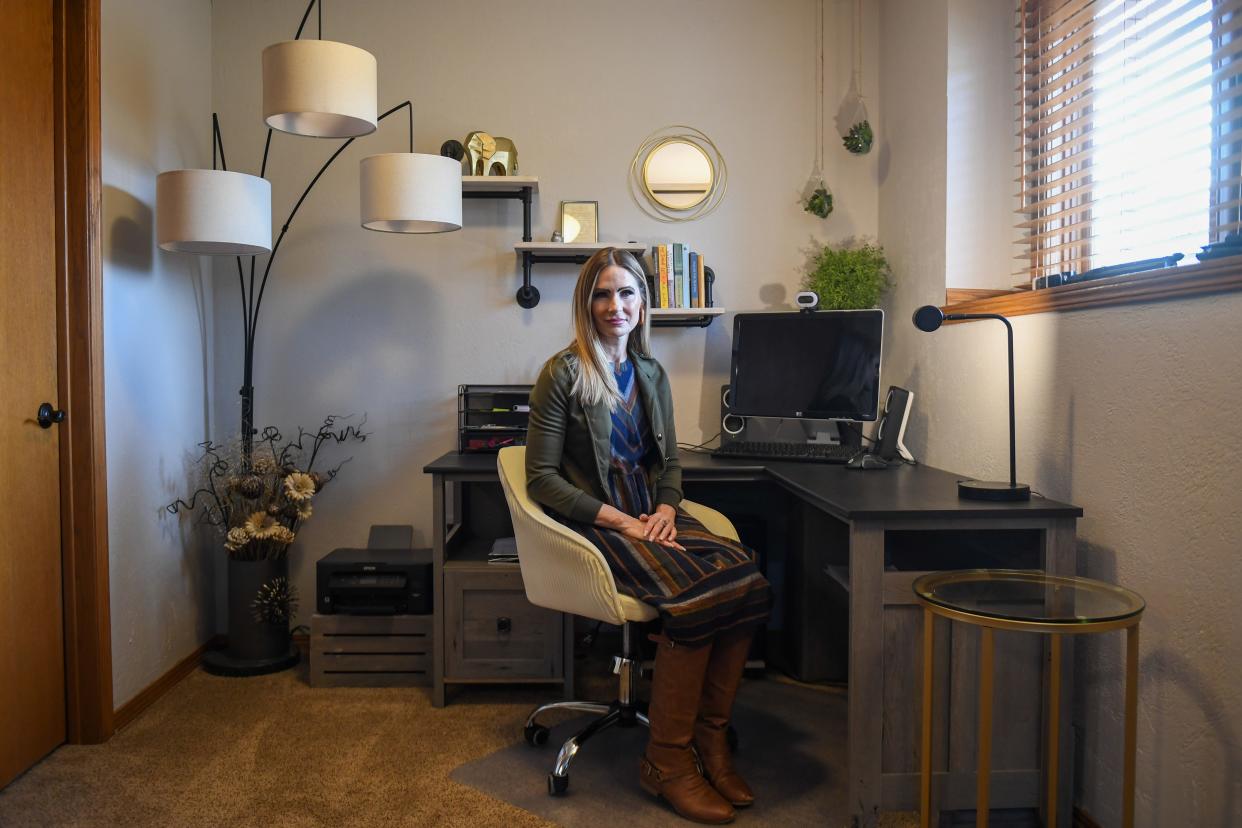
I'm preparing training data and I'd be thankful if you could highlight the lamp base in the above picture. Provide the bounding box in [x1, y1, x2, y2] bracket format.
[958, 480, 1031, 501]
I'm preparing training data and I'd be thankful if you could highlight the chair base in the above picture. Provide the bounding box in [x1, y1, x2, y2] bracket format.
[525, 620, 649, 795]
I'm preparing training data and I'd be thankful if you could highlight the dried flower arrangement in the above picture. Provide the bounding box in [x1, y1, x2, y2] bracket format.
[166, 414, 368, 560]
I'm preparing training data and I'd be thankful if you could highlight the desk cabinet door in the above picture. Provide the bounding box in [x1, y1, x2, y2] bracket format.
[444, 568, 563, 680]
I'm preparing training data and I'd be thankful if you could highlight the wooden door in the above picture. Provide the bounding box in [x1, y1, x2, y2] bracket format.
[0, 0, 68, 787]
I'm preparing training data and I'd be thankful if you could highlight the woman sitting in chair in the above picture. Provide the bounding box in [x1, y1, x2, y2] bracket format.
[525, 247, 772, 824]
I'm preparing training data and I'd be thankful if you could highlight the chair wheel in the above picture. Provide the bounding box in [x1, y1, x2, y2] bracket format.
[524, 724, 550, 746]
[727, 725, 739, 752]
[547, 773, 569, 795]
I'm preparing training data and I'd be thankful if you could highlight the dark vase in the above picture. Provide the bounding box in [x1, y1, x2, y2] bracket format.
[202, 555, 300, 676]
[228, 556, 288, 659]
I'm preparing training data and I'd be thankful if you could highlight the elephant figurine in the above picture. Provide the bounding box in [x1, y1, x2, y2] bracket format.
[463, 131, 518, 176]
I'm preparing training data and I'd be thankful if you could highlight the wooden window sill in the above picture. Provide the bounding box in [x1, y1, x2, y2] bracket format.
[941, 258, 1242, 320]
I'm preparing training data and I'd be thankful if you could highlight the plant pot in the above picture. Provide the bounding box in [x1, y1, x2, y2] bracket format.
[202, 556, 300, 677]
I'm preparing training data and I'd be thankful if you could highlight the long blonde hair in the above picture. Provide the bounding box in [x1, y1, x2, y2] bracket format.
[568, 247, 652, 410]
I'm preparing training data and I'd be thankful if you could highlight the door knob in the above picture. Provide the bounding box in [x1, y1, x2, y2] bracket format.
[37, 403, 66, 429]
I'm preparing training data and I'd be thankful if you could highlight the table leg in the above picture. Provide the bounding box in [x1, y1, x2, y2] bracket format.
[920, 608, 934, 828]
[848, 522, 884, 828]
[1047, 633, 1061, 827]
[1123, 624, 1140, 828]
[977, 627, 994, 828]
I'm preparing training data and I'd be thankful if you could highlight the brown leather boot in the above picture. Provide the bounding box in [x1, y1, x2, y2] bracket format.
[640, 634, 735, 824]
[694, 628, 756, 807]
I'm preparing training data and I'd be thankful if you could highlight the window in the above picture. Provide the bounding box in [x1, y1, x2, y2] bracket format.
[1016, 0, 1242, 285]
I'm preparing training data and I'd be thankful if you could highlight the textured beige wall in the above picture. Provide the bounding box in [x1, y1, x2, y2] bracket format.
[880, 0, 1242, 825]
[101, 0, 216, 707]
[208, 0, 881, 626]
[946, 0, 1017, 291]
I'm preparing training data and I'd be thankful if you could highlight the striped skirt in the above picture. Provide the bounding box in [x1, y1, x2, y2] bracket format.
[556, 509, 772, 646]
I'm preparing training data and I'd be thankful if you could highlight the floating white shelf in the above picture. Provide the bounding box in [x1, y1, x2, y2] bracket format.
[649, 307, 726, 319]
[462, 175, 538, 193]
[649, 306, 726, 329]
[514, 241, 648, 255]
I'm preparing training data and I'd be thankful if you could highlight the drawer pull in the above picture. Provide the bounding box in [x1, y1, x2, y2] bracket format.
[497, 616, 512, 633]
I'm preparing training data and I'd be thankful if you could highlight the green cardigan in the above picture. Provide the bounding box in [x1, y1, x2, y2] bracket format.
[525, 348, 683, 524]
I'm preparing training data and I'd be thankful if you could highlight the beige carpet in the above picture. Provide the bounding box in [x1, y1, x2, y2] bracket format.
[0, 658, 918, 827]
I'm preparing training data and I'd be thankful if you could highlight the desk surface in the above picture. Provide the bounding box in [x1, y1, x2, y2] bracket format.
[424, 450, 1082, 522]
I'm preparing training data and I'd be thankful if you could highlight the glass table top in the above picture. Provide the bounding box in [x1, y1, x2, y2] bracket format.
[913, 569, 1145, 625]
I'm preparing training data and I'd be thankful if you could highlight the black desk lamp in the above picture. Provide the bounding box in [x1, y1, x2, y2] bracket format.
[912, 305, 1031, 501]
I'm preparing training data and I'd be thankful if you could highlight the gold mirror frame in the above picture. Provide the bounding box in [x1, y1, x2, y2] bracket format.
[629, 126, 727, 223]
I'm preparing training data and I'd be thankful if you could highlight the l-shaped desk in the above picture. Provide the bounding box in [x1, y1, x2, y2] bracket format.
[424, 449, 1083, 827]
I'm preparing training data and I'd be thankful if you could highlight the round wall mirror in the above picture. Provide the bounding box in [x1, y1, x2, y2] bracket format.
[642, 140, 714, 210]
[629, 126, 727, 223]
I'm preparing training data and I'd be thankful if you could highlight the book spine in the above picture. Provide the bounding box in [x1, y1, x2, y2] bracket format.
[671, 243, 684, 309]
[681, 245, 691, 308]
[647, 246, 659, 306]
[689, 251, 699, 307]
[657, 245, 669, 308]
[697, 254, 707, 308]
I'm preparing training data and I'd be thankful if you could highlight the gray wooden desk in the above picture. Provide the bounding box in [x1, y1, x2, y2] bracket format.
[424, 451, 1082, 828]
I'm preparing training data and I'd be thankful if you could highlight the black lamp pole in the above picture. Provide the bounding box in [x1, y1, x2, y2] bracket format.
[912, 305, 1030, 501]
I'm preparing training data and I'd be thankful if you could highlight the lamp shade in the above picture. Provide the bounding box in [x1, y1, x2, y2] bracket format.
[262, 40, 377, 138]
[360, 153, 462, 233]
[157, 169, 272, 255]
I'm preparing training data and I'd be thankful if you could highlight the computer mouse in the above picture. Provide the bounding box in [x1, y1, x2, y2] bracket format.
[847, 453, 889, 470]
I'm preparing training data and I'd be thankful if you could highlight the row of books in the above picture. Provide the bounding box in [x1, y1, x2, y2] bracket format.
[645, 243, 710, 309]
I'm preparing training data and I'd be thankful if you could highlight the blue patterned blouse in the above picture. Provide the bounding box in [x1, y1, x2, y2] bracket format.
[605, 360, 656, 517]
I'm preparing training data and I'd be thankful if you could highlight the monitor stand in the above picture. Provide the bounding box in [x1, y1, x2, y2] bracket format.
[803, 420, 861, 450]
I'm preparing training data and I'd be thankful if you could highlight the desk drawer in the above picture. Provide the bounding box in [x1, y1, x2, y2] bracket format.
[444, 568, 563, 680]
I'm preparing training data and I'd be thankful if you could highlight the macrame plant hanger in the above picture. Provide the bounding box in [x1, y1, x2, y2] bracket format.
[842, 0, 873, 155]
[803, 0, 833, 218]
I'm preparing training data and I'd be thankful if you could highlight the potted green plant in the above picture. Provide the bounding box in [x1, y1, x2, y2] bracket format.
[801, 239, 891, 309]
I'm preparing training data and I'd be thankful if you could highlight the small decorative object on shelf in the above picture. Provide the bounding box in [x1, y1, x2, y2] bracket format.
[462, 131, 518, 176]
[559, 200, 599, 243]
[440, 139, 464, 161]
[550, 229, 563, 242]
[803, 239, 890, 309]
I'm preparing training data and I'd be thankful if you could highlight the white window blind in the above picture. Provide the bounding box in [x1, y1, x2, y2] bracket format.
[1017, 0, 1242, 282]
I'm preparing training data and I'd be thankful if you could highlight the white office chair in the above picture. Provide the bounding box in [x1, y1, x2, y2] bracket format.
[496, 445, 741, 795]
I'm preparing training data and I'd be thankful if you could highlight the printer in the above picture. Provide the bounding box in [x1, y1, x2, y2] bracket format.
[316, 526, 432, 615]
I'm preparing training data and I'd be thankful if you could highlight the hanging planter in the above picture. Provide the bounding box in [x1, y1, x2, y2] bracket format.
[802, 0, 834, 219]
[840, 0, 872, 156]
[842, 104, 873, 155]
[803, 169, 834, 218]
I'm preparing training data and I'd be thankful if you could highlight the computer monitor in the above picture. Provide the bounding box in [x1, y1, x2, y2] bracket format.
[729, 309, 884, 421]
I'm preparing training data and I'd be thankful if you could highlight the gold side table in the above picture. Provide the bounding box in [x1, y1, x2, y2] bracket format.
[913, 569, 1145, 828]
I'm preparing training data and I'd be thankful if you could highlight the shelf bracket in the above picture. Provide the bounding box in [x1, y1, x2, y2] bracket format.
[464, 185, 539, 306]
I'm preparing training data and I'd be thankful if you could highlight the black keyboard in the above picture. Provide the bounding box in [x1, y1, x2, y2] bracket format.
[712, 440, 856, 464]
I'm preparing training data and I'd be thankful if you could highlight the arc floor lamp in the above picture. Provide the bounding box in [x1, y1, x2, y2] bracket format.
[156, 0, 461, 467]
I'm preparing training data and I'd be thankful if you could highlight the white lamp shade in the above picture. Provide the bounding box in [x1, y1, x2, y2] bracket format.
[262, 40, 377, 138]
[360, 153, 462, 233]
[157, 169, 272, 255]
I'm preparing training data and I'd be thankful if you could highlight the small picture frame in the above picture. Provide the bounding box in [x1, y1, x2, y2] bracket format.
[559, 201, 598, 244]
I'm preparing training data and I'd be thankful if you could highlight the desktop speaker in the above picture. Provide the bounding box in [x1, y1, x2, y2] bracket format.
[720, 385, 746, 441]
[875, 386, 914, 462]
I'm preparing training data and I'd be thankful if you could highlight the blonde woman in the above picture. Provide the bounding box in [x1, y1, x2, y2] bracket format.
[526, 247, 772, 824]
